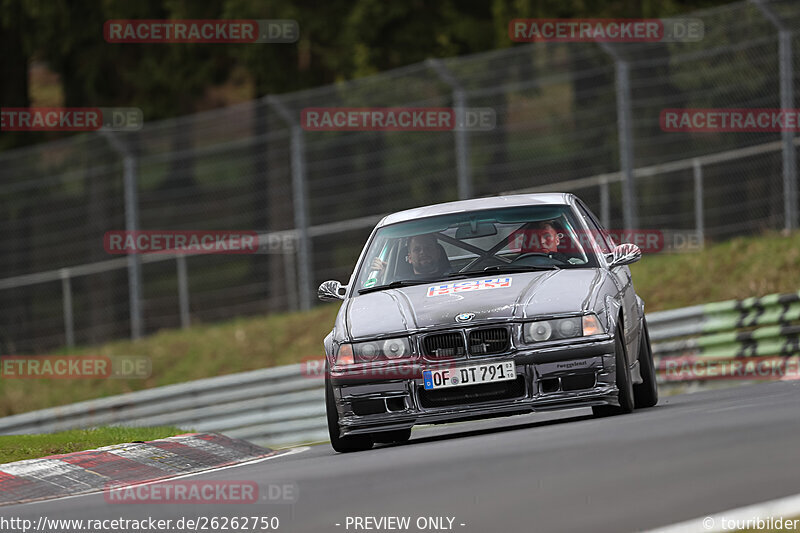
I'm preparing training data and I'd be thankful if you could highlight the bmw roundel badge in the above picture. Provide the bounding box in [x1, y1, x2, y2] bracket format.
[455, 312, 475, 323]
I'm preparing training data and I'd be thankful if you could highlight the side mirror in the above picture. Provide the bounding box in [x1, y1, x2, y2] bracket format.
[607, 243, 642, 268]
[318, 280, 346, 301]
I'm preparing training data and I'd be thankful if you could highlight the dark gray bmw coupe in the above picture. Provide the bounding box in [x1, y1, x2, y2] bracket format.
[319, 193, 658, 452]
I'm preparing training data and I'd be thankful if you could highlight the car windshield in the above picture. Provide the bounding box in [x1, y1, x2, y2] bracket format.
[355, 205, 600, 292]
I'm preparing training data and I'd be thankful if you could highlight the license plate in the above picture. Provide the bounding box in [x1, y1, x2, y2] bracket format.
[423, 361, 516, 390]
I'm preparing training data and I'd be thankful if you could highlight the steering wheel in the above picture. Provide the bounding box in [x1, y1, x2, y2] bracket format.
[512, 252, 571, 265]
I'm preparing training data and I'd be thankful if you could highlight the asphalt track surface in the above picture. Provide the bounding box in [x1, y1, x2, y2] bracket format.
[4, 381, 800, 533]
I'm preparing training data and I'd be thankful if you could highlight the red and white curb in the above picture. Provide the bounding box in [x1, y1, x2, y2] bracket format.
[0, 433, 278, 506]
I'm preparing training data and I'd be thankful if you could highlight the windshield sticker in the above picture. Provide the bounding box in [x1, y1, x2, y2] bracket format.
[427, 277, 512, 297]
[363, 277, 378, 288]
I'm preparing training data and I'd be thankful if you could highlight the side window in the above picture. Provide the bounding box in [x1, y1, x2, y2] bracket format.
[575, 201, 613, 254]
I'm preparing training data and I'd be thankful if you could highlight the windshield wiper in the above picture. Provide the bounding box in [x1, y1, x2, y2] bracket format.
[439, 272, 480, 279]
[480, 264, 561, 274]
[358, 279, 431, 294]
[438, 266, 560, 278]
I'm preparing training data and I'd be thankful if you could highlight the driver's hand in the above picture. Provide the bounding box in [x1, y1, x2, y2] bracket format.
[370, 257, 387, 271]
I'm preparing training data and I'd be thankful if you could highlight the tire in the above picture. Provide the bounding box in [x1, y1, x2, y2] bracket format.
[593, 326, 635, 417]
[373, 428, 412, 444]
[633, 318, 659, 408]
[326, 372, 373, 453]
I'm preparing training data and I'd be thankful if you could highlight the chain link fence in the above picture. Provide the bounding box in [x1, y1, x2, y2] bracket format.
[1, 0, 799, 353]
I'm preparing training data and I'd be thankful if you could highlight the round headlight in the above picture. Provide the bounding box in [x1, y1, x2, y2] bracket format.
[557, 318, 579, 338]
[359, 342, 379, 361]
[528, 321, 553, 342]
[383, 339, 407, 359]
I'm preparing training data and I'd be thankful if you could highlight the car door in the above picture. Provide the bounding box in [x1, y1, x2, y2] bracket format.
[574, 199, 641, 365]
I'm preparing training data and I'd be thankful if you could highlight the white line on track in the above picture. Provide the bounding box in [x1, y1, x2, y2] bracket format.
[646, 491, 800, 532]
[10, 446, 310, 508]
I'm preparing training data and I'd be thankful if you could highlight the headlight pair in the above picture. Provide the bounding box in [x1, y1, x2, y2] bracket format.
[335, 337, 411, 366]
[523, 314, 604, 343]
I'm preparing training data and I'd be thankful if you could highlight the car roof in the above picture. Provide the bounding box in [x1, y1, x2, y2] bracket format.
[377, 193, 572, 227]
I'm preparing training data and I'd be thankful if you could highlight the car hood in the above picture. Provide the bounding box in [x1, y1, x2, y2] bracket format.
[345, 269, 605, 339]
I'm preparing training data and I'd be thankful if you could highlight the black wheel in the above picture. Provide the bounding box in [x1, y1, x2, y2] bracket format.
[633, 318, 658, 408]
[373, 428, 412, 444]
[326, 372, 373, 453]
[593, 326, 635, 417]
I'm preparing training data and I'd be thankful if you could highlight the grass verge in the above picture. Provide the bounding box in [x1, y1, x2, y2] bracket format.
[0, 426, 184, 463]
[1, 230, 798, 417]
[629, 230, 800, 311]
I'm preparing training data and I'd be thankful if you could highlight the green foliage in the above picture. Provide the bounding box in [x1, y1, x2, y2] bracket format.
[0, 426, 184, 463]
[4, 0, 737, 128]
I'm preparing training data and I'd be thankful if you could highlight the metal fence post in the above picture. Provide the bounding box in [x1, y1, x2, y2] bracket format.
[60, 268, 75, 348]
[283, 242, 299, 312]
[597, 43, 638, 230]
[266, 96, 313, 311]
[753, 0, 797, 231]
[693, 159, 705, 247]
[426, 59, 473, 200]
[600, 176, 611, 228]
[176, 256, 190, 329]
[779, 30, 797, 231]
[102, 131, 143, 340]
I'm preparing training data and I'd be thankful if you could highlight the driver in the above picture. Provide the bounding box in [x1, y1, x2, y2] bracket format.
[521, 221, 572, 264]
[370, 233, 449, 279]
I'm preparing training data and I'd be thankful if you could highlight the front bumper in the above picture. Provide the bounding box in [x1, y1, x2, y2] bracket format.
[330, 336, 619, 437]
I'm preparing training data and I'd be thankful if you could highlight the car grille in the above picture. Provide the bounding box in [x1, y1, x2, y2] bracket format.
[418, 376, 526, 408]
[422, 332, 466, 358]
[468, 327, 509, 355]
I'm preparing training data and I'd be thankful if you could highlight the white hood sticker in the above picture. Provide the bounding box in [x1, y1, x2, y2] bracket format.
[427, 277, 512, 297]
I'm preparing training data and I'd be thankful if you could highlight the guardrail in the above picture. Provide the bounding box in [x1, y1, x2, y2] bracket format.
[0, 291, 797, 446]
[0, 364, 328, 447]
[649, 291, 800, 382]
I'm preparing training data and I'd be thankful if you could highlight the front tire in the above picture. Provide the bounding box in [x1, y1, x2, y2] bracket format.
[593, 327, 635, 417]
[633, 318, 658, 408]
[326, 371, 373, 453]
